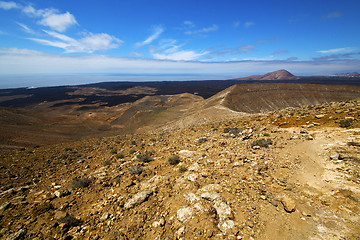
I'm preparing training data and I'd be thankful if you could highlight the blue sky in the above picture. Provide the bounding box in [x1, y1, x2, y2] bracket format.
[0, 0, 360, 88]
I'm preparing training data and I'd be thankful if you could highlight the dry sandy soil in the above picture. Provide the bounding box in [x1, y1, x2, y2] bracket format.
[0, 98, 359, 239]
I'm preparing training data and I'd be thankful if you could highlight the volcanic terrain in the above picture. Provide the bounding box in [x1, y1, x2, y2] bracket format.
[0, 71, 360, 239]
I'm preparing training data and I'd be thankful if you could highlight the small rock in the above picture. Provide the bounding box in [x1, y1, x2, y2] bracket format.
[330, 154, 340, 160]
[218, 219, 235, 233]
[176, 226, 185, 236]
[188, 163, 201, 172]
[124, 190, 152, 209]
[315, 114, 325, 119]
[270, 200, 278, 207]
[186, 173, 198, 182]
[100, 213, 109, 221]
[152, 217, 165, 227]
[197, 137, 208, 144]
[177, 207, 193, 222]
[214, 200, 232, 221]
[54, 211, 67, 220]
[54, 189, 71, 198]
[305, 135, 314, 140]
[201, 192, 222, 201]
[281, 196, 296, 213]
[199, 184, 222, 192]
[0, 202, 12, 212]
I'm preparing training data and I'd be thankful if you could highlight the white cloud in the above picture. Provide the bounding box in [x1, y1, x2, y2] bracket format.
[244, 21, 255, 28]
[1, 48, 360, 84]
[0, 1, 19, 10]
[30, 30, 123, 53]
[317, 47, 355, 54]
[38, 12, 77, 32]
[0, 2, 77, 32]
[136, 26, 164, 47]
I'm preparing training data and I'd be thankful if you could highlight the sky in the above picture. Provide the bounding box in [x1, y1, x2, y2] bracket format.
[0, 0, 360, 88]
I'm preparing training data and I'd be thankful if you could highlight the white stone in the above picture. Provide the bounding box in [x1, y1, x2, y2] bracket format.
[214, 200, 232, 221]
[201, 192, 222, 201]
[187, 173, 198, 182]
[124, 190, 152, 209]
[188, 163, 201, 172]
[184, 193, 200, 204]
[199, 184, 222, 193]
[218, 219, 235, 233]
[177, 207, 193, 222]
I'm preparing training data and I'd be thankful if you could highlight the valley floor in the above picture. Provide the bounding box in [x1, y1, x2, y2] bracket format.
[0, 99, 359, 239]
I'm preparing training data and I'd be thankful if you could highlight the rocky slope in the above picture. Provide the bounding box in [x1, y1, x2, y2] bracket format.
[0, 98, 359, 239]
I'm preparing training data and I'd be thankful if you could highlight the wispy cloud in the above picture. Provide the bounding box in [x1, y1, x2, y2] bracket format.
[0, 1, 78, 32]
[313, 52, 360, 62]
[233, 21, 240, 28]
[17, 22, 35, 34]
[130, 52, 144, 57]
[287, 57, 298, 61]
[317, 47, 356, 54]
[183, 20, 195, 28]
[256, 36, 282, 43]
[244, 21, 255, 28]
[30, 30, 123, 53]
[0, 1, 20, 10]
[151, 39, 208, 61]
[210, 45, 255, 56]
[136, 26, 164, 47]
[185, 24, 219, 35]
[272, 50, 288, 55]
[323, 11, 342, 19]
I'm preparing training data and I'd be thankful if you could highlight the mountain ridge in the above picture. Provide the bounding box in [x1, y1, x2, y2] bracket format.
[235, 69, 299, 80]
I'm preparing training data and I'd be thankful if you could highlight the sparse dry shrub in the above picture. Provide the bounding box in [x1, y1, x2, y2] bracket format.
[137, 154, 153, 163]
[129, 165, 143, 175]
[110, 149, 117, 154]
[179, 167, 187, 173]
[251, 138, 273, 148]
[168, 155, 180, 165]
[58, 214, 81, 227]
[72, 177, 91, 189]
[103, 160, 112, 166]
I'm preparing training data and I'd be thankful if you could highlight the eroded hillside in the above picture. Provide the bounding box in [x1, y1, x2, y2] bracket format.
[0, 98, 359, 239]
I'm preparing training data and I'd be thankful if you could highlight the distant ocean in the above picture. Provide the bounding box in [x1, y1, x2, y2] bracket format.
[0, 74, 234, 89]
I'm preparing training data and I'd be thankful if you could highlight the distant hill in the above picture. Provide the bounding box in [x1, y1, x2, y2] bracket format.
[235, 69, 299, 80]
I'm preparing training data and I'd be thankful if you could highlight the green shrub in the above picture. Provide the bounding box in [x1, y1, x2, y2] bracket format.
[116, 154, 125, 159]
[179, 167, 187, 173]
[263, 133, 270, 137]
[129, 149, 136, 154]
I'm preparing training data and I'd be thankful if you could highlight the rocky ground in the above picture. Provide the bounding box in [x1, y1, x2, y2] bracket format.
[0, 99, 359, 239]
